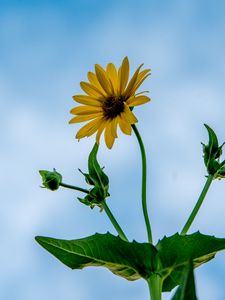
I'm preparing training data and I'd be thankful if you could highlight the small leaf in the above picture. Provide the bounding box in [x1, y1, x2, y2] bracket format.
[78, 169, 95, 185]
[79, 144, 110, 208]
[202, 124, 222, 175]
[204, 124, 218, 154]
[220, 159, 225, 168]
[214, 158, 225, 179]
[217, 165, 225, 178]
[35, 233, 158, 281]
[171, 261, 197, 300]
[88, 143, 109, 192]
[156, 232, 225, 291]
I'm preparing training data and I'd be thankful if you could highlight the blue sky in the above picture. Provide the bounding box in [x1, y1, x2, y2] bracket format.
[1, 1, 225, 299]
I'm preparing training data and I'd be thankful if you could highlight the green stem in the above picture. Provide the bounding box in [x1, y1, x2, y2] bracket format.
[181, 174, 213, 235]
[132, 124, 152, 243]
[101, 201, 128, 242]
[60, 182, 89, 194]
[147, 274, 162, 300]
[60, 182, 128, 242]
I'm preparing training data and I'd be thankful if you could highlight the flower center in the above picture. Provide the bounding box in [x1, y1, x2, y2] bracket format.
[102, 96, 125, 119]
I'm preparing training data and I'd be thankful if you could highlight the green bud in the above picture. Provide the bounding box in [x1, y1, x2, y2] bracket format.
[78, 143, 110, 209]
[77, 186, 110, 209]
[39, 168, 62, 191]
[202, 124, 225, 176]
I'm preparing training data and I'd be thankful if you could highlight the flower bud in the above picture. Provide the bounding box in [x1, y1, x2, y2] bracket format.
[202, 124, 225, 176]
[39, 169, 62, 191]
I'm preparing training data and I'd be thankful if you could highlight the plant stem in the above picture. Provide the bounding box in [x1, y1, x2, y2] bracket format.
[101, 201, 128, 242]
[180, 174, 213, 235]
[147, 274, 162, 300]
[60, 182, 128, 241]
[60, 182, 89, 194]
[132, 124, 153, 243]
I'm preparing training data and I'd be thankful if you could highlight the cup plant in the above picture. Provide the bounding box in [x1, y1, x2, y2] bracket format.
[36, 57, 225, 299]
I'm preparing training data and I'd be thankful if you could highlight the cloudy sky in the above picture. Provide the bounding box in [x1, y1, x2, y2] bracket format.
[1, 0, 225, 299]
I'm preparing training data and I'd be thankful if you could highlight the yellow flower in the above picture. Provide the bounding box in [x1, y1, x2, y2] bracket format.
[69, 57, 151, 149]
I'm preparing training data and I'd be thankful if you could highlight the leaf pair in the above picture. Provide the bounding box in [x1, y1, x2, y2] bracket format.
[36, 232, 225, 295]
[78, 143, 109, 208]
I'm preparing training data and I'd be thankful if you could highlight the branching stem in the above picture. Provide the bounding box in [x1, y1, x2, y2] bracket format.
[60, 182, 128, 241]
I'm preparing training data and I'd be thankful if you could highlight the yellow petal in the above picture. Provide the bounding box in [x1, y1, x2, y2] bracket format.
[76, 117, 103, 139]
[69, 113, 102, 123]
[123, 64, 143, 98]
[80, 81, 105, 97]
[106, 63, 118, 93]
[119, 57, 129, 93]
[137, 69, 151, 81]
[134, 69, 151, 89]
[86, 118, 104, 137]
[122, 103, 138, 124]
[104, 121, 116, 149]
[117, 66, 121, 94]
[111, 116, 118, 138]
[126, 95, 150, 107]
[130, 71, 151, 95]
[70, 106, 102, 115]
[118, 117, 132, 135]
[72, 95, 102, 106]
[87, 72, 106, 96]
[95, 64, 113, 95]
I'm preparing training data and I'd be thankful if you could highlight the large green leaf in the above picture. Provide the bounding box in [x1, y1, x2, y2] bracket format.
[156, 232, 225, 291]
[171, 261, 197, 300]
[35, 233, 158, 281]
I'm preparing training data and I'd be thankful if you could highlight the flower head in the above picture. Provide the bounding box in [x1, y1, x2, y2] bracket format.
[69, 57, 151, 149]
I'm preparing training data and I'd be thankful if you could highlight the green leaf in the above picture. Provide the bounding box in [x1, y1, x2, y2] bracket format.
[171, 261, 197, 300]
[78, 169, 95, 185]
[202, 124, 222, 175]
[217, 165, 225, 178]
[156, 232, 225, 291]
[88, 143, 109, 192]
[35, 233, 158, 281]
[204, 124, 218, 155]
[79, 144, 109, 208]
